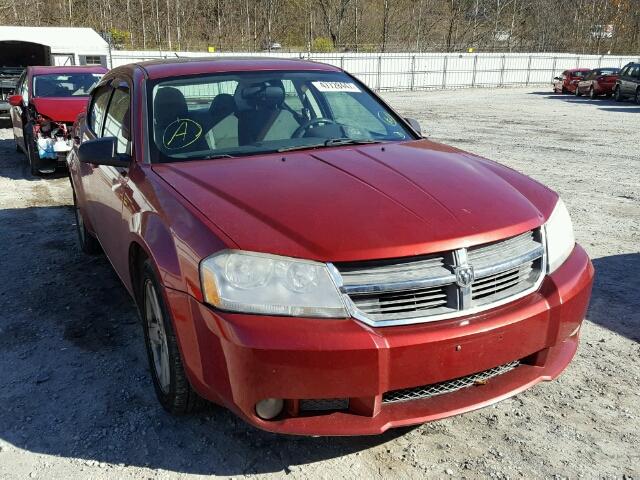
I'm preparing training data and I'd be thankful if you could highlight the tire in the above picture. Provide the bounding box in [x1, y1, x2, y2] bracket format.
[589, 87, 596, 100]
[575, 85, 582, 97]
[72, 189, 101, 254]
[614, 86, 623, 102]
[140, 260, 207, 414]
[25, 132, 41, 176]
[561, 86, 568, 94]
[635, 88, 640, 105]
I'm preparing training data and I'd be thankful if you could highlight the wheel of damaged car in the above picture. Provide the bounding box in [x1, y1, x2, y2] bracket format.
[25, 132, 41, 176]
[72, 190, 101, 254]
[140, 260, 207, 414]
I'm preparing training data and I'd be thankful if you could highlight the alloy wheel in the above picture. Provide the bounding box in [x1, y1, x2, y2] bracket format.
[144, 279, 171, 394]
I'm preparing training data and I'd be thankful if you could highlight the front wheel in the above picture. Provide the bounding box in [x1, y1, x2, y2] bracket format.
[635, 89, 640, 105]
[25, 133, 41, 176]
[614, 86, 623, 102]
[574, 85, 582, 97]
[140, 260, 207, 414]
[589, 87, 596, 100]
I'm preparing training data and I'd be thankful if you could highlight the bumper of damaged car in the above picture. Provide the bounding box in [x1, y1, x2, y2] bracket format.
[0, 101, 10, 120]
[165, 244, 594, 436]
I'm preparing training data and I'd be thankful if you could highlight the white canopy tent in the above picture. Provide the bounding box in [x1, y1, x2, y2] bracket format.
[0, 26, 110, 67]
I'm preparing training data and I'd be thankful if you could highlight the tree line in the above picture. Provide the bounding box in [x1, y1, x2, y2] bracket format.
[1, 0, 638, 54]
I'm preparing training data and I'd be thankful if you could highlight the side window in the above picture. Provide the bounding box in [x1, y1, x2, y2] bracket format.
[282, 79, 304, 112]
[90, 86, 112, 136]
[620, 66, 630, 77]
[627, 66, 638, 78]
[102, 88, 132, 155]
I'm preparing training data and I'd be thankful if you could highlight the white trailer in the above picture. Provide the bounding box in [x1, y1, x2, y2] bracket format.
[0, 26, 110, 68]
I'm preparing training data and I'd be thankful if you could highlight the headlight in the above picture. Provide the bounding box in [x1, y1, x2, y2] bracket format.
[544, 198, 575, 273]
[199, 250, 349, 318]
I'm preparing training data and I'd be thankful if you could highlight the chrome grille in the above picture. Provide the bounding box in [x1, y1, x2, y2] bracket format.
[382, 361, 520, 404]
[332, 228, 545, 326]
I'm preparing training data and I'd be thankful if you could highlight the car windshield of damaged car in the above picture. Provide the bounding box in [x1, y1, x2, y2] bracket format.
[33, 73, 103, 98]
[149, 71, 416, 161]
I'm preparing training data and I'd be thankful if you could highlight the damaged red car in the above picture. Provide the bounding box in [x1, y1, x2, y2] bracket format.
[68, 58, 593, 436]
[9, 65, 107, 175]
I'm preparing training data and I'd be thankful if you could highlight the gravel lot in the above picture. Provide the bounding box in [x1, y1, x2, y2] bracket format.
[0, 88, 638, 480]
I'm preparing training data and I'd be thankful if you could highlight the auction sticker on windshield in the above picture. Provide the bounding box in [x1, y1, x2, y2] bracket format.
[312, 81, 361, 93]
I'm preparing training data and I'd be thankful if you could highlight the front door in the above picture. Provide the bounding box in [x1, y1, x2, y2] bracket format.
[80, 80, 133, 281]
[10, 71, 28, 150]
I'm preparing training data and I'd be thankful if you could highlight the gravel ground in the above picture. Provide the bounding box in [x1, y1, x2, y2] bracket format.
[0, 88, 638, 480]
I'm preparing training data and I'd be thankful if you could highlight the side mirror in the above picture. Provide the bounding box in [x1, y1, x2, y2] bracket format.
[8, 95, 23, 107]
[78, 137, 131, 168]
[405, 117, 423, 136]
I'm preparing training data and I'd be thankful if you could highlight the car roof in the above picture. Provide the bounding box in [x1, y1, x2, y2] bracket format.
[29, 65, 108, 75]
[132, 57, 342, 80]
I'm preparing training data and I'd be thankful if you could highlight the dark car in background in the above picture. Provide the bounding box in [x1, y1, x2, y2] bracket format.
[552, 68, 591, 94]
[0, 67, 23, 124]
[575, 68, 620, 99]
[8, 65, 107, 175]
[614, 62, 640, 104]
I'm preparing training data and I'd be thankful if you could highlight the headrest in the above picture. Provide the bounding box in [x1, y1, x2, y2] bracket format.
[234, 81, 285, 110]
[209, 93, 236, 117]
[154, 87, 188, 126]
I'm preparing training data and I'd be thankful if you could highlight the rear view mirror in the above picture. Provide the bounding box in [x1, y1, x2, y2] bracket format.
[78, 137, 131, 168]
[8, 95, 23, 107]
[405, 117, 423, 136]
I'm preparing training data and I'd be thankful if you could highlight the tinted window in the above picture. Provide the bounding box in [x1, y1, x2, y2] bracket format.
[90, 87, 112, 135]
[103, 88, 131, 155]
[620, 66, 630, 76]
[33, 73, 103, 97]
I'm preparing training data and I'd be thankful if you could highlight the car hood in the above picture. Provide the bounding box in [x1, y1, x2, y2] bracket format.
[31, 97, 89, 123]
[152, 140, 558, 262]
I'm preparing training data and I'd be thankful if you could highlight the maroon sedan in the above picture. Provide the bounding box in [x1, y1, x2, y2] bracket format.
[575, 68, 620, 98]
[552, 68, 591, 94]
[68, 58, 593, 435]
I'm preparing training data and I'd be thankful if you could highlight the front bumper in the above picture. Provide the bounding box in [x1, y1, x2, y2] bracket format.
[165, 244, 593, 436]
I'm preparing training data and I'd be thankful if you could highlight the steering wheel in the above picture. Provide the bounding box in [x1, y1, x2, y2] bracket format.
[292, 117, 338, 138]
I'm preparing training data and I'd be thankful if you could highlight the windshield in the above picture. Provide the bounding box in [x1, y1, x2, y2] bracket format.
[148, 70, 415, 162]
[33, 73, 103, 98]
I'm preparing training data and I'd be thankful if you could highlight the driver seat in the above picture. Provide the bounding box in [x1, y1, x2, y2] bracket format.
[235, 81, 298, 145]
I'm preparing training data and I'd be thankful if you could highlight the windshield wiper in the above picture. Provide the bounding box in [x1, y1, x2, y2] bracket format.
[278, 138, 383, 153]
[201, 153, 236, 160]
[324, 138, 383, 147]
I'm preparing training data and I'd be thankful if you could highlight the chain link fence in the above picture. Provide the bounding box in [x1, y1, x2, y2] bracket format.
[109, 50, 640, 92]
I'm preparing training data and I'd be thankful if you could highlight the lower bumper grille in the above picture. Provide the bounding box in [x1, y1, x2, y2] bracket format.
[299, 398, 349, 411]
[382, 360, 520, 404]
